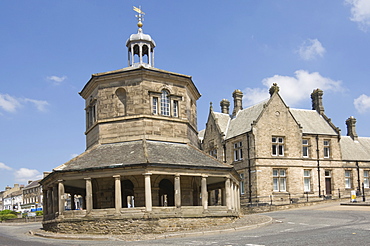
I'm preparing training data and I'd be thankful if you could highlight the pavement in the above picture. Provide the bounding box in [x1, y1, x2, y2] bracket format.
[29, 214, 273, 241]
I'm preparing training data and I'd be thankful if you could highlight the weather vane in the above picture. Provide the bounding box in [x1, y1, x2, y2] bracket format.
[133, 6, 145, 28]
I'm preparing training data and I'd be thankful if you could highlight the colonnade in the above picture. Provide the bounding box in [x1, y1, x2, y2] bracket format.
[43, 173, 240, 219]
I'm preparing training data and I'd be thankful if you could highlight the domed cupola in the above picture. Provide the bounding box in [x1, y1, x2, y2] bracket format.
[126, 6, 156, 68]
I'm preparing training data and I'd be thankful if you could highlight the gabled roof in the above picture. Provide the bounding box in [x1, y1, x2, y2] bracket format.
[24, 180, 41, 189]
[213, 112, 231, 135]
[340, 136, 370, 161]
[198, 129, 205, 141]
[225, 100, 267, 139]
[54, 140, 232, 172]
[290, 109, 338, 135]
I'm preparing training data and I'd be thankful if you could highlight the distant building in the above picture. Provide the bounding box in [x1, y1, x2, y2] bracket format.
[21, 180, 43, 212]
[201, 84, 370, 205]
[0, 184, 24, 211]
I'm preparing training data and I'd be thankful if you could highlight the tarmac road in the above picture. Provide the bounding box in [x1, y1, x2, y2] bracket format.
[0, 201, 369, 246]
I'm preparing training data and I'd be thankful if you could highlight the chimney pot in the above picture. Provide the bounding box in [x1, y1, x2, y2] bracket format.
[311, 88, 325, 115]
[220, 99, 230, 114]
[346, 116, 358, 141]
[232, 90, 243, 117]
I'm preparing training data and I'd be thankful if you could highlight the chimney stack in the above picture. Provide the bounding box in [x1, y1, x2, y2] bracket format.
[311, 88, 325, 115]
[346, 116, 358, 141]
[220, 99, 230, 114]
[232, 89, 243, 117]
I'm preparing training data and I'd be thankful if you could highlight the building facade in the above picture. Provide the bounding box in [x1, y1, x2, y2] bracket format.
[21, 180, 43, 212]
[201, 84, 370, 205]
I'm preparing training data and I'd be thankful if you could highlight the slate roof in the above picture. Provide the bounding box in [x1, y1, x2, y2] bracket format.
[225, 100, 267, 139]
[290, 109, 337, 135]
[340, 136, 370, 161]
[55, 140, 231, 172]
[213, 112, 230, 135]
[24, 180, 41, 189]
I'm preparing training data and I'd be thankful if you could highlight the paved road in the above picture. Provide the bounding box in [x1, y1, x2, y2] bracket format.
[1, 201, 370, 245]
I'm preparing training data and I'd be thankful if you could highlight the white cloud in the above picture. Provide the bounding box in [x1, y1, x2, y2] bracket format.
[14, 168, 43, 183]
[243, 70, 343, 107]
[24, 98, 49, 112]
[47, 75, 67, 85]
[354, 94, 370, 113]
[0, 94, 22, 112]
[0, 162, 13, 171]
[0, 93, 49, 113]
[297, 39, 326, 60]
[346, 0, 370, 32]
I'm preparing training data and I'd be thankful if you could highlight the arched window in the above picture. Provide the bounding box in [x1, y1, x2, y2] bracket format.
[115, 88, 126, 116]
[160, 90, 170, 116]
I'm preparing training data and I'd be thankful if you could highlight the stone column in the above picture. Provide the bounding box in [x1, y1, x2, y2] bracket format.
[236, 185, 241, 211]
[230, 182, 234, 210]
[225, 178, 232, 210]
[52, 185, 58, 215]
[174, 174, 181, 208]
[85, 177, 93, 214]
[201, 175, 208, 210]
[47, 189, 52, 216]
[43, 189, 48, 216]
[58, 180, 65, 216]
[143, 173, 152, 212]
[114, 175, 122, 214]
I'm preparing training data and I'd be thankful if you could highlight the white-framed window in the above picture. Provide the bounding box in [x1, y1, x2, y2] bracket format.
[160, 90, 170, 116]
[234, 142, 243, 161]
[152, 97, 158, 114]
[304, 170, 311, 192]
[273, 169, 286, 192]
[209, 149, 217, 158]
[302, 139, 309, 158]
[364, 171, 369, 188]
[86, 99, 97, 129]
[173, 100, 179, 117]
[240, 173, 245, 195]
[345, 170, 352, 189]
[272, 137, 284, 156]
[323, 140, 330, 158]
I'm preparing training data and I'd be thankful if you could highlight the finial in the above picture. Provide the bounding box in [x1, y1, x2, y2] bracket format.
[269, 83, 280, 96]
[210, 102, 213, 111]
[133, 6, 145, 31]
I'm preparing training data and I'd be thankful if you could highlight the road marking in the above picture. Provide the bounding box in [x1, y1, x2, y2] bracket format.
[280, 228, 294, 232]
[287, 222, 295, 224]
[299, 223, 309, 226]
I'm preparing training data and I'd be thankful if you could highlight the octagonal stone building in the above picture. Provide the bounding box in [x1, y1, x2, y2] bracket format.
[40, 10, 240, 234]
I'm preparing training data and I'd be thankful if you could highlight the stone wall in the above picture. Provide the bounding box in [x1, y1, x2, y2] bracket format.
[43, 216, 236, 235]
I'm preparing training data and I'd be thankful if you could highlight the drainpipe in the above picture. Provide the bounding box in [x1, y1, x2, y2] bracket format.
[247, 134, 252, 203]
[316, 135, 321, 197]
[223, 143, 227, 163]
[356, 161, 361, 194]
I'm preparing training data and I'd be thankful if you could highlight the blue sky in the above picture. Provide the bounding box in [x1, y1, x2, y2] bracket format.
[1, 1, 370, 189]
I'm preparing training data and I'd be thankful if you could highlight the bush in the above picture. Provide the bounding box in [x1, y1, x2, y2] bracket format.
[0, 210, 17, 215]
[0, 210, 18, 221]
[36, 211, 43, 216]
